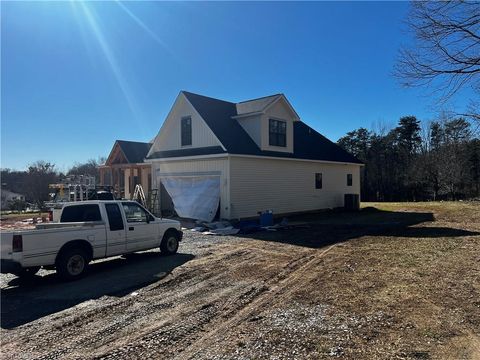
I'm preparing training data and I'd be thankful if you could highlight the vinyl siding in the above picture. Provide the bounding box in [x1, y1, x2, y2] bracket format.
[151, 157, 230, 219]
[229, 156, 361, 219]
[236, 114, 262, 148]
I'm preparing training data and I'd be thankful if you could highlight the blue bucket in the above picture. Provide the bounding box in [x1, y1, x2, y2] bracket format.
[259, 211, 273, 226]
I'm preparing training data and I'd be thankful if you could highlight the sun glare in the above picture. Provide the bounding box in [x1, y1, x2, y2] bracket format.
[67, 0, 174, 134]
[115, 0, 173, 56]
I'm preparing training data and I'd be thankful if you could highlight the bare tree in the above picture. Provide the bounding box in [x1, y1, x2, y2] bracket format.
[67, 157, 106, 180]
[25, 161, 59, 208]
[395, 1, 480, 120]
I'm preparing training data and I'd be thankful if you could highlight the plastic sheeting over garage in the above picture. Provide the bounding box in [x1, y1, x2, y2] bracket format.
[161, 176, 220, 222]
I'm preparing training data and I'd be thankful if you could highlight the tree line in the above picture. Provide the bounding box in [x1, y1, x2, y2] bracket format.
[2, 117, 479, 211]
[338, 116, 480, 201]
[1, 159, 103, 210]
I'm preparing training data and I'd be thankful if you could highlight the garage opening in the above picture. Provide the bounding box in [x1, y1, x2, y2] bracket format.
[160, 175, 220, 222]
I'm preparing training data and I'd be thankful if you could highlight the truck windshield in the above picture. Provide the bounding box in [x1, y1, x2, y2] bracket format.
[60, 204, 102, 222]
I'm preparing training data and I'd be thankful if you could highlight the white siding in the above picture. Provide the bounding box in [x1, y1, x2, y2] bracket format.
[261, 99, 295, 153]
[267, 98, 295, 120]
[148, 93, 222, 155]
[229, 156, 361, 219]
[237, 114, 262, 148]
[151, 157, 230, 219]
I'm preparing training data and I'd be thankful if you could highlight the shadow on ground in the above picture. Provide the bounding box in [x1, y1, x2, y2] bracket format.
[1, 252, 194, 329]
[236, 208, 480, 248]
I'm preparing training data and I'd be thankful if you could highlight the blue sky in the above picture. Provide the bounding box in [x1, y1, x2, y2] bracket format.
[1, 1, 473, 171]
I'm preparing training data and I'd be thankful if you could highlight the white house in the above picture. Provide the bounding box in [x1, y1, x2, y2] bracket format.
[146, 91, 362, 221]
[1, 189, 26, 210]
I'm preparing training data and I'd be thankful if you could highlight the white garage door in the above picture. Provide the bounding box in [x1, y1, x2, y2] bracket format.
[161, 176, 220, 222]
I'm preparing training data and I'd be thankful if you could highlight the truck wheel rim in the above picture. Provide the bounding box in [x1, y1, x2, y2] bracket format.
[167, 237, 177, 252]
[67, 255, 85, 276]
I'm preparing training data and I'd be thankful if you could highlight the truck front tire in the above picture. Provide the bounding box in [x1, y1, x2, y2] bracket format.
[56, 248, 90, 281]
[160, 230, 180, 255]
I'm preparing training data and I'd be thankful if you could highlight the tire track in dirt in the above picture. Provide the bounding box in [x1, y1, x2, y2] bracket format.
[3, 249, 248, 359]
[1, 245, 303, 360]
[86, 246, 315, 359]
[175, 243, 340, 359]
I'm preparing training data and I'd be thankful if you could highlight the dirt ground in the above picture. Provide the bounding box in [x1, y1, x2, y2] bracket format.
[1, 202, 479, 359]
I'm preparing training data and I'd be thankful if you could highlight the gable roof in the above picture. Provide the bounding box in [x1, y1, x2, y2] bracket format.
[181, 91, 261, 155]
[236, 94, 282, 115]
[148, 91, 362, 165]
[116, 140, 152, 163]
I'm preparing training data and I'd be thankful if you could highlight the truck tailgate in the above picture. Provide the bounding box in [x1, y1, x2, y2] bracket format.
[0, 232, 13, 260]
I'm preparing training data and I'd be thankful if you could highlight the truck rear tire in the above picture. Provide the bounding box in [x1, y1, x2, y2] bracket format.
[12, 266, 40, 279]
[160, 230, 179, 255]
[56, 248, 89, 281]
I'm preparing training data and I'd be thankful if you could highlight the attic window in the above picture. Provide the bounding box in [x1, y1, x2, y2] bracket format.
[181, 116, 192, 146]
[269, 119, 286, 147]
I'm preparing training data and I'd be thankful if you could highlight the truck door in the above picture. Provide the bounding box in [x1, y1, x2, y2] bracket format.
[122, 202, 158, 252]
[104, 203, 127, 255]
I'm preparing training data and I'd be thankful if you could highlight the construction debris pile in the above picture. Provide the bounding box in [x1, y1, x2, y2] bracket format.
[188, 217, 310, 236]
[0, 216, 50, 230]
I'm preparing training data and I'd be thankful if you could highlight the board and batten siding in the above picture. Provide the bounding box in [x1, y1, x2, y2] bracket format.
[151, 157, 230, 219]
[149, 93, 222, 155]
[260, 98, 295, 154]
[229, 156, 361, 219]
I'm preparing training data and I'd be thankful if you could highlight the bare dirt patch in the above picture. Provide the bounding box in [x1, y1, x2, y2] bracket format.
[1, 202, 479, 359]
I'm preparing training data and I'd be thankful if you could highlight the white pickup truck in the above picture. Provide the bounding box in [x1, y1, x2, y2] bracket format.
[1, 200, 182, 280]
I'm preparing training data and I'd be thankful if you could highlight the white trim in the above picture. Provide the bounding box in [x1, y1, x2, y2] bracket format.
[99, 162, 149, 167]
[263, 95, 300, 121]
[146, 152, 363, 166]
[229, 154, 363, 166]
[145, 153, 228, 163]
[182, 93, 227, 152]
[146, 92, 183, 158]
[156, 171, 221, 178]
[147, 92, 227, 158]
[267, 117, 288, 148]
[180, 115, 193, 147]
[231, 111, 264, 119]
[226, 155, 231, 219]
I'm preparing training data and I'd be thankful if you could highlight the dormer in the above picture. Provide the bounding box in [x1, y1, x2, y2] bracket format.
[234, 94, 299, 153]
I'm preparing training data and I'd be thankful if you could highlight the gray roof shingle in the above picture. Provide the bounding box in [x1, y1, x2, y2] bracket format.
[117, 140, 152, 163]
[147, 91, 362, 165]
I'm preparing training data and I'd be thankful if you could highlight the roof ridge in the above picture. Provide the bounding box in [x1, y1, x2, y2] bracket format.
[116, 139, 151, 144]
[237, 93, 283, 104]
[181, 91, 235, 105]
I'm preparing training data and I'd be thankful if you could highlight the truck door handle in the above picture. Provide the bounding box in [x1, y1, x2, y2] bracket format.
[129, 227, 134, 231]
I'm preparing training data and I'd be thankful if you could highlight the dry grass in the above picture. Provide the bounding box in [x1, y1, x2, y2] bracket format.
[1, 202, 479, 359]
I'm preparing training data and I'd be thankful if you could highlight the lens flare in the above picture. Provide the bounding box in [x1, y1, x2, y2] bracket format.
[116, 1, 173, 56]
[77, 2, 143, 127]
